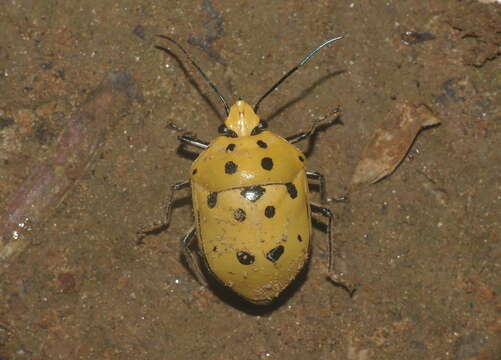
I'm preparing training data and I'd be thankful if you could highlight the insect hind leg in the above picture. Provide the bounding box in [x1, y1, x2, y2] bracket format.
[310, 202, 355, 296]
[136, 180, 190, 243]
[181, 226, 208, 286]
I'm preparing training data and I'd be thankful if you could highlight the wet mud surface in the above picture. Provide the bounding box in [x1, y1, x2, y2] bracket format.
[0, 1, 499, 359]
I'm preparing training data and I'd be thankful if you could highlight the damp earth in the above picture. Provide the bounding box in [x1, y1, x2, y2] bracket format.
[0, 1, 499, 359]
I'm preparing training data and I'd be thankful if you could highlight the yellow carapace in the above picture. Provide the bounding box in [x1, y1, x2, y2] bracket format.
[143, 35, 344, 304]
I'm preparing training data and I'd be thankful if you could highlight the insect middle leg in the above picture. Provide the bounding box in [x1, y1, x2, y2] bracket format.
[306, 170, 327, 203]
[136, 179, 190, 241]
[310, 202, 355, 295]
[307, 170, 348, 203]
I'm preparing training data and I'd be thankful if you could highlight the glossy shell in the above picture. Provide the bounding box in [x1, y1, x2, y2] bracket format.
[190, 127, 311, 303]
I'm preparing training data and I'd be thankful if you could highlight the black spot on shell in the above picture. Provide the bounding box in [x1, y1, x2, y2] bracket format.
[286, 183, 297, 199]
[265, 206, 275, 218]
[298, 156, 304, 162]
[207, 192, 217, 208]
[213, 246, 218, 252]
[234, 208, 246, 222]
[266, 245, 284, 262]
[257, 140, 267, 148]
[237, 251, 255, 265]
[297, 234, 303, 242]
[261, 157, 273, 171]
[192, 168, 198, 175]
[226, 143, 236, 152]
[240, 186, 266, 202]
[225, 161, 238, 174]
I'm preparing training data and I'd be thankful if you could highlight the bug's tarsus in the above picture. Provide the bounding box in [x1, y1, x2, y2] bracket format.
[167, 122, 185, 132]
[329, 194, 349, 203]
[327, 275, 357, 297]
[285, 106, 342, 144]
[253, 36, 343, 115]
[310, 201, 356, 297]
[156, 34, 230, 116]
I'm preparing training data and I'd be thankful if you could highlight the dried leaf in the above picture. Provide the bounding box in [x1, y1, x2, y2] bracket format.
[351, 104, 441, 186]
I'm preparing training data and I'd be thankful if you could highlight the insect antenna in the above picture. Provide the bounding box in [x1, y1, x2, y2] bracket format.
[253, 36, 343, 115]
[156, 34, 230, 116]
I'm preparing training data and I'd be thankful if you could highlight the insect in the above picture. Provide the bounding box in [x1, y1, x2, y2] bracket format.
[141, 35, 345, 304]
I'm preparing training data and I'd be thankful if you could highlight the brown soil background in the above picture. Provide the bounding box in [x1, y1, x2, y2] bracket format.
[0, 1, 499, 359]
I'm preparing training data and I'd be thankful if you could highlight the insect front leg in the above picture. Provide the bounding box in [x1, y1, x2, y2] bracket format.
[167, 122, 209, 149]
[310, 202, 355, 295]
[136, 179, 191, 243]
[178, 134, 209, 149]
[180, 226, 208, 286]
[285, 107, 342, 144]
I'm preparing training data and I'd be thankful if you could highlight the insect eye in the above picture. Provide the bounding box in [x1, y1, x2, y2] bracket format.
[218, 124, 227, 134]
[218, 124, 237, 138]
[250, 120, 268, 136]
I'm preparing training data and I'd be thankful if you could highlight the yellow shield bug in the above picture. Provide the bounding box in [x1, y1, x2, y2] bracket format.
[140, 35, 347, 304]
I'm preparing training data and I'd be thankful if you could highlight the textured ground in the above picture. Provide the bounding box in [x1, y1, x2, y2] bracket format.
[0, 1, 499, 359]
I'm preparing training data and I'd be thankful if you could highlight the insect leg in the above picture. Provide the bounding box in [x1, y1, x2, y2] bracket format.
[136, 180, 190, 242]
[181, 226, 208, 286]
[178, 135, 209, 149]
[286, 123, 320, 144]
[307, 171, 348, 203]
[306, 170, 327, 203]
[167, 123, 209, 149]
[310, 202, 355, 295]
[310, 202, 334, 272]
[285, 107, 341, 144]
